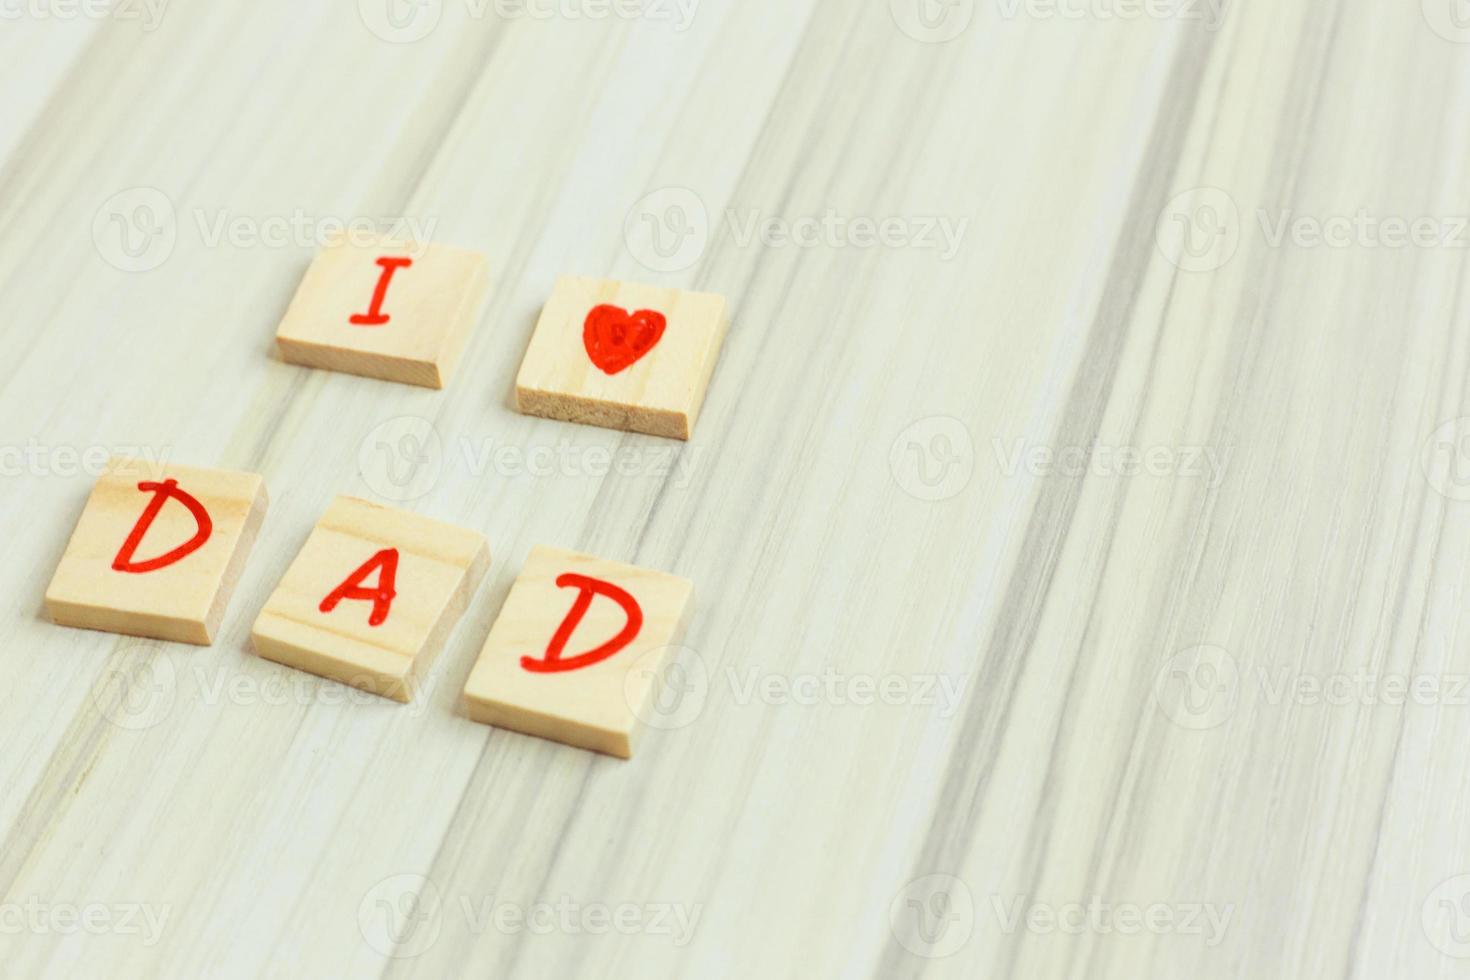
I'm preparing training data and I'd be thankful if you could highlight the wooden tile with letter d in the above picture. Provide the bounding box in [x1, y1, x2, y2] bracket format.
[45, 457, 268, 644]
[462, 545, 695, 758]
[251, 496, 489, 702]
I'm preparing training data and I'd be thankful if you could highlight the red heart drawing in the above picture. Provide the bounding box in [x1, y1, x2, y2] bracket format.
[582, 304, 667, 375]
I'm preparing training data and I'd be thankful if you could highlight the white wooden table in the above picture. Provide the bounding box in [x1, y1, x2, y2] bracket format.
[3, 1, 1470, 976]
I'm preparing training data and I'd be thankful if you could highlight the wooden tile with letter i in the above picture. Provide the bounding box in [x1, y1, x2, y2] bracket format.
[462, 545, 695, 758]
[251, 496, 489, 702]
[514, 276, 729, 439]
[275, 235, 489, 388]
[45, 456, 268, 645]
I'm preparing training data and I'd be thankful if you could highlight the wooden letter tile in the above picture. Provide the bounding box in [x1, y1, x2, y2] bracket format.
[462, 545, 694, 758]
[45, 457, 268, 645]
[275, 236, 490, 389]
[514, 276, 729, 439]
[251, 496, 488, 702]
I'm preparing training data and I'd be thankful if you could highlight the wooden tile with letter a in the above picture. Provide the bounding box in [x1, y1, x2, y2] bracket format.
[462, 545, 695, 758]
[251, 496, 489, 702]
[45, 457, 268, 645]
[275, 235, 489, 389]
[514, 276, 729, 439]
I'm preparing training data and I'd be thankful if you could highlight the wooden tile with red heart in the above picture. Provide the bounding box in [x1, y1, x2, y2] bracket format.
[514, 276, 729, 440]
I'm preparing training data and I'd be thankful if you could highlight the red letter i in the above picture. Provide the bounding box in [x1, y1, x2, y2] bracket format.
[349, 257, 413, 326]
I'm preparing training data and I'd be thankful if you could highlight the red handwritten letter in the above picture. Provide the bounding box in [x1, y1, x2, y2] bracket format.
[319, 548, 399, 627]
[521, 574, 644, 674]
[349, 256, 413, 326]
[112, 479, 214, 573]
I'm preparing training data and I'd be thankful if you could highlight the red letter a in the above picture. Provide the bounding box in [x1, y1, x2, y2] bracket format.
[520, 574, 644, 674]
[319, 548, 399, 627]
[112, 479, 214, 573]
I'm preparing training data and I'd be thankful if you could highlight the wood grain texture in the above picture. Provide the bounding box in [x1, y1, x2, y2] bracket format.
[1, 0, 1468, 977]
